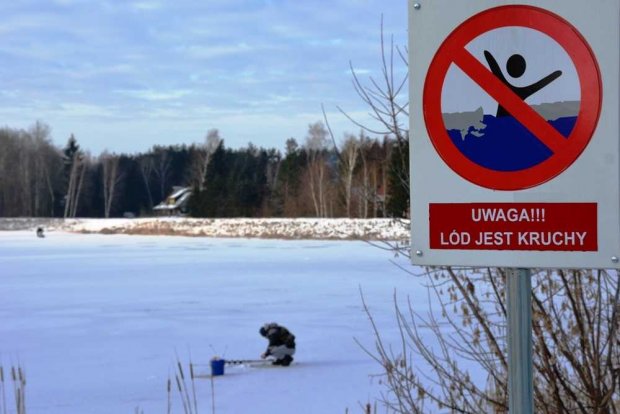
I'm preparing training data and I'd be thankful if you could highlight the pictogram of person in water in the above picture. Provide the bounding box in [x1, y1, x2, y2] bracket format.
[484, 51, 562, 118]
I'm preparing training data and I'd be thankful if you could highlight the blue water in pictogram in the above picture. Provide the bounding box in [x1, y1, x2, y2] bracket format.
[446, 115, 577, 171]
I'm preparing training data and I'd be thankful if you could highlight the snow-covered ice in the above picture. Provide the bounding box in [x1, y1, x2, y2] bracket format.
[0, 231, 424, 414]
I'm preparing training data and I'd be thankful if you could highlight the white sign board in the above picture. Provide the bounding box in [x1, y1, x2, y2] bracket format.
[409, 0, 620, 268]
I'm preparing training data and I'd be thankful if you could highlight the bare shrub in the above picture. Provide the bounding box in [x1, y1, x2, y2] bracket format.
[359, 253, 620, 413]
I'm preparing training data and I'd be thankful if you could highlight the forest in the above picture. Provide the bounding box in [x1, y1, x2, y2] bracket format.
[0, 120, 409, 219]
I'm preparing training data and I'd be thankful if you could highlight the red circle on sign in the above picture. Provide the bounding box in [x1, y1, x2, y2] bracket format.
[423, 5, 602, 190]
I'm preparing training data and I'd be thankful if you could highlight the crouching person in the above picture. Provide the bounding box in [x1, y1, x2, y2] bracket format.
[259, 322, 295, 366]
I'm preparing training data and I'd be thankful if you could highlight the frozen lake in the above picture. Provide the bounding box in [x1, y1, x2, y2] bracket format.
[0, 231, 423, 414]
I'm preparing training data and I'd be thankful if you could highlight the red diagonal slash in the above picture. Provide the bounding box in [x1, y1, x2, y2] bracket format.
[453, 48, 568, 154]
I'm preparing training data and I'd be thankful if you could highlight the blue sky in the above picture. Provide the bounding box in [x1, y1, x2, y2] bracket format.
[0, 0, 408, 154]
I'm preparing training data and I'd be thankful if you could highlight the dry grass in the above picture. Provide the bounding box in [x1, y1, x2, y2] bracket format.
[0, 363, 26, 414]
[68, 218, 409, 241]
[0, 358, 378, 413]
[169, 356, 208, 414]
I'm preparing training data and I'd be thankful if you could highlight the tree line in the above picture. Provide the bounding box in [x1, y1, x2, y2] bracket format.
[0, 120, 409, 219]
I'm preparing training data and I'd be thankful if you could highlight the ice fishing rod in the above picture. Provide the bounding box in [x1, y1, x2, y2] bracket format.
[194, 358, 266, 367]
[191, 358, 272, 377]
[224, 359, 267, 365]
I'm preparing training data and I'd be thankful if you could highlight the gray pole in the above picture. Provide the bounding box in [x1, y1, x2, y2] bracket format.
[507, 267, 534, 413]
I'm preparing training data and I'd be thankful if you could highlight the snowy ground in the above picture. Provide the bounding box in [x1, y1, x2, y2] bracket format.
[0, 217, 410, 240]
[0, 231, 426, 414]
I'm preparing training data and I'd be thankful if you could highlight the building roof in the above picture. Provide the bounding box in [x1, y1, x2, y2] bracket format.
[153, 187, 192, 211]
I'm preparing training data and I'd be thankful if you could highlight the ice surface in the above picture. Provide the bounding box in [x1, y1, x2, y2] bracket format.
[0, 231, 425, 414]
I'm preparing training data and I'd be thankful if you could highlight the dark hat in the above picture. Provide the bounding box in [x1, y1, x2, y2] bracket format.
[259, 322, 277, 336]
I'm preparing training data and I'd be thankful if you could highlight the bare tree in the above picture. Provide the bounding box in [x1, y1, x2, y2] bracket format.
[68, 153, 88, 218]
[188, 129, 222, 191]
[64, 161, 76, 218]
[101, 152, 123, 218]
[338, 17, 409, 207]
[341, 18, 407, 136]
[152, 147, 172, 201]
[304, 122, 331, 217]
[0, 124, 63, 217]
[139, 156, 155, 210]
[29, 121, 60, 217]
[202, 129, 222, 190]
[356, 132, 390, 219]
[17, 131, 34, 216]
[63, 135, 85, 218]
[340, 134, 360, 217]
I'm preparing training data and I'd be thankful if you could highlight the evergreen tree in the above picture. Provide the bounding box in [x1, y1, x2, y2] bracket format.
[385, 140, 409, 218]
[272, 138, 307, 216]
[189, 142, 272, 217]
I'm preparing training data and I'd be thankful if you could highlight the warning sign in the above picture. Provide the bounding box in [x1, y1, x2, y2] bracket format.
[409, 1, 620, 269]
[430, 203, 597, 251]
[423, 5, 601, 190]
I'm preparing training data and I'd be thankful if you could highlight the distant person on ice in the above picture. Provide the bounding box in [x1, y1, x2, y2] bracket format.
[36, 227, 45, 238]
[259, 322, 295, 366]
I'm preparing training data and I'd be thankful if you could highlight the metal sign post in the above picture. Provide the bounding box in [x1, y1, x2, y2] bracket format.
[506, 268, 534, 414]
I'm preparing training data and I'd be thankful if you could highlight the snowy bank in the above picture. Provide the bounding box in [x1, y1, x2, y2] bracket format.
[0, 217, 410, 240]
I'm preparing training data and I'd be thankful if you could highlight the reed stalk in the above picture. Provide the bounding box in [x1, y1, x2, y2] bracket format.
[1, 365, 7, 414]
[210, 375, 215, 414]
[166, 375, 172, 414]
[189, 362, 198, 414]
[175, 374, 189, 414]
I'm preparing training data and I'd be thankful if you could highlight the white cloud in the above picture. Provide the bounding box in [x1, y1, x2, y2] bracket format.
[0, 0, 408, 153]
[114, 89, 193, 101]
[130, 1, 163, 11]
[56, 103, 117, 118]
[51, 0, 91, 5]
[176, 42, 255, 60]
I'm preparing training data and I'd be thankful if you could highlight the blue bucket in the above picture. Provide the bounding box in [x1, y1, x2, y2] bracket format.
[210, 359, 225, 376]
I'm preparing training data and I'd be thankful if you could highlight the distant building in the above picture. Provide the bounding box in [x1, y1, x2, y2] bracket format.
[153, 187, 192, 216]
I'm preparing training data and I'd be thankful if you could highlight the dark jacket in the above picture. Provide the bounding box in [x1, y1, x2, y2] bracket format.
[259, 323, 295, 355]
